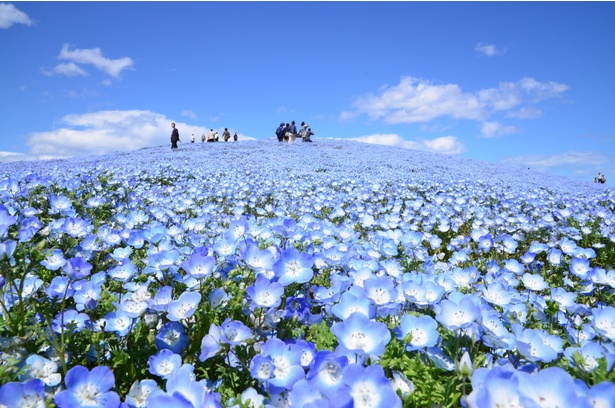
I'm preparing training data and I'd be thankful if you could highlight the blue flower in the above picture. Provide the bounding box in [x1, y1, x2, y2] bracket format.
[40, 248, 67, 271]
[435, 294, 480, 330]
[0, 205, 17, 237]
[331, 312, 391, 359]
[180, 252, 215, 279]
[260, 337, 305, 389]
[20, 354, 61, 387]
[199, 323, 222, 361]
[0, 378, 45, 408]
[513, 325, 563, 363]
[342, 364, 402, 408]
[125, 379, 159, 408]
[246, 274, 284, 309]
[63, 256, 93, 280]
[591, 306, 615, 342]
[249, 354, 275, 382]
[394, 314, 440, 351]
[149, 349, 182, 379]
[330, 290, 375, 320]
[166, 291, 201, 322]
[220, 318, 252, 346]
[103, 309, 134, 337]
[52, 309, 91, 334]
[54, 365, 120, 408]
[155, 321, 188, 353]
[273, 247, 314, 286]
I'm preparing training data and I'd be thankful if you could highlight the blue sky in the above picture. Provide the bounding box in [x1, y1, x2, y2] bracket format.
[1, 1, 614, 182]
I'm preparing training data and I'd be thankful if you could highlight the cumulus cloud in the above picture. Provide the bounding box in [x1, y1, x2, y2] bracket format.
[480, 121, 519, 138]
[475, 42, 505, 57]
[350, 133, 465, 155]
[47, 44, 134, 78]
[0, 3, 33, 28]
[0, 110, 258, 162]
[341, 76, 568, 127]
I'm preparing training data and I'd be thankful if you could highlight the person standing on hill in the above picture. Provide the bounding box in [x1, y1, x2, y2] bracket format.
[289, 121, 298, 142]
[207, 129, 216, 142]
[223, 128, 231, 142]
[171, 123, 180, 150]
[190, 133, 195, 143]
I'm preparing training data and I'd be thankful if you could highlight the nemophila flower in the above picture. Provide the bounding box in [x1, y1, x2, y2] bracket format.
[148, 286, 173, 313]
[228, 387, 265, 408]
[41, 248, 67, 271]
[517, 366, 589, 407]
[570, 257, 592, 279]
[107, 259, 136, 282]
[362, 276, 397, 306]
[246, 274, 284, 309]
[306, 350, 349, 398]
[63, 256, 93, 280]
[240, 243, 275, 272]
[180, 252, 215, 279]
[435, 294, 480, 330]
[109, 246, 132, 262]
[559, 236, 579, 256]
[127, 230, 145, 249]
[331, 312, 391, 359]
[52, 309, 91, 334]
[148, 249, 180, 271]
[104, 309, 134, 337]
[18, 216, 42, 242]
[220, 318, 252, 345]
[149, 349, 182, 379]
[273, 246, 314, 286]
[199, 323, 223, 361]
[466, 364, 525, 408]
[73, 279, 103, 311]
[0, 239, 16, 261]
[288, 379, 326, 407]
[513, 325, 563, 363]
[394, 314, 440, 351]
[591, 306, 615, 342]
[284, 295, 310, 321]
[45, 276, 74, 299]
[586, 381, 615, 408]
[166, 291, 201, 322]
[403, 278, 445, 306]
[479, 282, 513, 307]
[213, 236, 237, 258]
[54, 365, 120, 408]
[477, 233, 494, 252]
[342, 363, 402, 408]
[261, 337, 305, 389]
[331, 290, 375, 320]
[502, 259, 524, 275]
[20, 354, 61, 387]
[125, 379, 159, 408]
[153, 321, 188, 354]
[549, 286, 578, 312]
[208, 287, 230, 309]
[250, 354, 275, 382]
[479, 309, 515, 350]
[547, 247, 563, 266]
[61, 217, 91, 238]
[390, 371, 415, 399]
[521, 273, 549, 291]
[564, 341, 615, 372]
[0, 378, 46, 408]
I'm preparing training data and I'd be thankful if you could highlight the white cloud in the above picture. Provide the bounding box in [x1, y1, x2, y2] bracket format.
[0, 110, 259, 162]
[475, 42, 505, 57]
[502, 151, 610, 171]
[0, 3, 33, 28]
[342, 76, 569, 128]
[480, 121, 519, 138]
[182, 110, 197, 119]
[506, 107, 543, 119]
[52, 62, 89, 77]
[350, 133, 465, 155]
[55, 44, 133, 78]
[23, 110, 205, 158]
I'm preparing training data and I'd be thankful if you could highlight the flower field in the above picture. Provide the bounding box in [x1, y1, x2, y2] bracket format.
[0, 139, 614, 407]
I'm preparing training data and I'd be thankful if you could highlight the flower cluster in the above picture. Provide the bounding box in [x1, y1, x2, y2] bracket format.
[0, 139, 613, 407]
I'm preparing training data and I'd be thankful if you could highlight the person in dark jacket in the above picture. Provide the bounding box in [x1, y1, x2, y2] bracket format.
[289, 121, 298, 142]
[171, 122, 180, 150]
[276, 123, 285, 142]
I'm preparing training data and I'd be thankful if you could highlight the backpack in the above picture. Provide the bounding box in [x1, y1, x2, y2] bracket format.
[275, 127, 282, 136]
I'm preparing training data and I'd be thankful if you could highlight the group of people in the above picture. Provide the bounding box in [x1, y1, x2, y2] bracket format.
[170, 123, 237, 150]
[192, 128, 238, 143]
[276, 121, 314, 143]
[595, 172, 607, 184]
